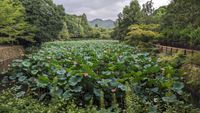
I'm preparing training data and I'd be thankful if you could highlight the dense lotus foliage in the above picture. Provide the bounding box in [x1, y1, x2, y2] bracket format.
[5, 40, 184, 106]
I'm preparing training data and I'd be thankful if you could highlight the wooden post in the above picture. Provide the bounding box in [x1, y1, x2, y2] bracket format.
[192, 50, 194, 56]
[184, 49, 187, 55]
[170, 48, 173, 55]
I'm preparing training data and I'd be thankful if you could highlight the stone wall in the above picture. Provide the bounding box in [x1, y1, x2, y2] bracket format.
[0, 46, 24, 73]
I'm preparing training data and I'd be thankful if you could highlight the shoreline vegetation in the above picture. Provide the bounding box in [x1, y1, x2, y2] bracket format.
[0, 0, 200, 112]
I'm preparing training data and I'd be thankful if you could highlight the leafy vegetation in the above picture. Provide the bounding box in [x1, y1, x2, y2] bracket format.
[0, 0, 34, 45]
[125, 24, 160, 45]
[112, 0, 200, 50]
[0, 0, 94, 46]
[1, 0, 200, 112]
[19, 0, 66, 44]
[65, 14, 91, 39]
[1, 40, 198, 112]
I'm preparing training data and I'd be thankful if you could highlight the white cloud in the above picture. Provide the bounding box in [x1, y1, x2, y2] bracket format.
[53, 0, 170, 21]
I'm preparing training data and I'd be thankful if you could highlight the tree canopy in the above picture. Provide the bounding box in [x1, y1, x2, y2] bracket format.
[0, 0, 34, 44]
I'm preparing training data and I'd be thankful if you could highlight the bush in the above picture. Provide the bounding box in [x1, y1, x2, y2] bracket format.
[0, 90, 120, 113]
[190, 27, 200, 49]
[125, 24, 160, 45]
[0, 37, 16, 45]
[88, 28, 112, 39]
[185, 53, 200, 66]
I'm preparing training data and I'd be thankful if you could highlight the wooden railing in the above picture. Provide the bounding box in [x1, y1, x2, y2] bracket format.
[155, 44, 199, 55]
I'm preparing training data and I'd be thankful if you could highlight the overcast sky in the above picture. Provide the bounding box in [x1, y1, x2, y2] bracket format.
[53, 0, 171, 21]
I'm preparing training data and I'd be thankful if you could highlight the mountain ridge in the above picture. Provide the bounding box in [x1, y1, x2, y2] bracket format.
[89, 19, 115, 29]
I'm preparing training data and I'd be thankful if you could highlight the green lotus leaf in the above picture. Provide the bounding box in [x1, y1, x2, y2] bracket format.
[38, 75, 50, 84]
[18, 76, 27, 82]
[162, 95, 177, 103]
[63, 90, 72, 100]
[172, 82, 184, 95]
[93, 88, 101, 97]
[31, 70, 39, 75]
[72, 86, 82, 92]
[68, 75, 83, 86]
[16, 91, 25, 98]
[22, 60, 31, 67]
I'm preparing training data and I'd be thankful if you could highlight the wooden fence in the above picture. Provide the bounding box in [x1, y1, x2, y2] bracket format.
[155, 44, 199, 55]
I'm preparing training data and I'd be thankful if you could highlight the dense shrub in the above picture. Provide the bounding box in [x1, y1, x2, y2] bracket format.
[0, 90, 121, 113]
[125, 24, 160, 45]
[88, 28, 112, 39]
[190, 27, 200, 49]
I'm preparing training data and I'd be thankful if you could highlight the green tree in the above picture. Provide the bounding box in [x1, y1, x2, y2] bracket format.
[19, 0, 65, 43]
[65, 14, 91, 38]
[160, 0, 200, 49]
[141, 0, 155, 24]
[125, 24, 160, 45]
[112, 0, 142, 40]
[0, 0, 34, 44]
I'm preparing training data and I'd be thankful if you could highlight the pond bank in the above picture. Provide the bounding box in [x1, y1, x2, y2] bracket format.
[0, 46, 24, 73]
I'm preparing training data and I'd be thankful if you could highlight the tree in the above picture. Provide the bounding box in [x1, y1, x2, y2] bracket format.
[95, 24, 99, 28]
[19, 0, 65, 43]
[141, 0, 155, 24]
[125, 24, 160, 44]
[160, 0, 200, 49]
[112, 0, 142, 40]
[142, 0, 154, 16]
[0, 0, 34, 44]
[59, 22, 70, 40]
[65, 14, 91, 38]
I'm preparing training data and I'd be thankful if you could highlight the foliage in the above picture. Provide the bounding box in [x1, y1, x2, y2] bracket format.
[0, 0, 34, 45]
[112, 0, 142, 40]
[152, 6, 167, 24]
[0, 90, 120, 113]
[160, 0, 200, 49]
[1, 40, 191, 112]
[65, 14, 91, 38]
[185, 53, 200, 66]
[125, 24, 160, 45]
[19, 0, 65, 44]
[88, 28, 112, 39]
[189, 27, 200, 49]
[0, 37, 16, 44]
[58, 22, 70, 40]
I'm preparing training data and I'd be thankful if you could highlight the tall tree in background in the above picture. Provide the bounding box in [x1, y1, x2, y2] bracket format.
[112, 0, 142, 40]
[141, 0, 155, 24]
[160, 0, 200, 49]
[0, 0, 34, 44]
[19, 0, 65, 43]
[65, 14, 91, 38]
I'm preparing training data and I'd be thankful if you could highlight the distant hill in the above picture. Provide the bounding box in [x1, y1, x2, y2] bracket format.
[89, 19, 115, 29]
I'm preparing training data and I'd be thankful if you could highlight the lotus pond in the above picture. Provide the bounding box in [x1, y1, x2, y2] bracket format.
[1, 40, 197, 112]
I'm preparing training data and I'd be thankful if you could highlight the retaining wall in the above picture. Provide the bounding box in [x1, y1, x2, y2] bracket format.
[0, 46, 24, 73]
